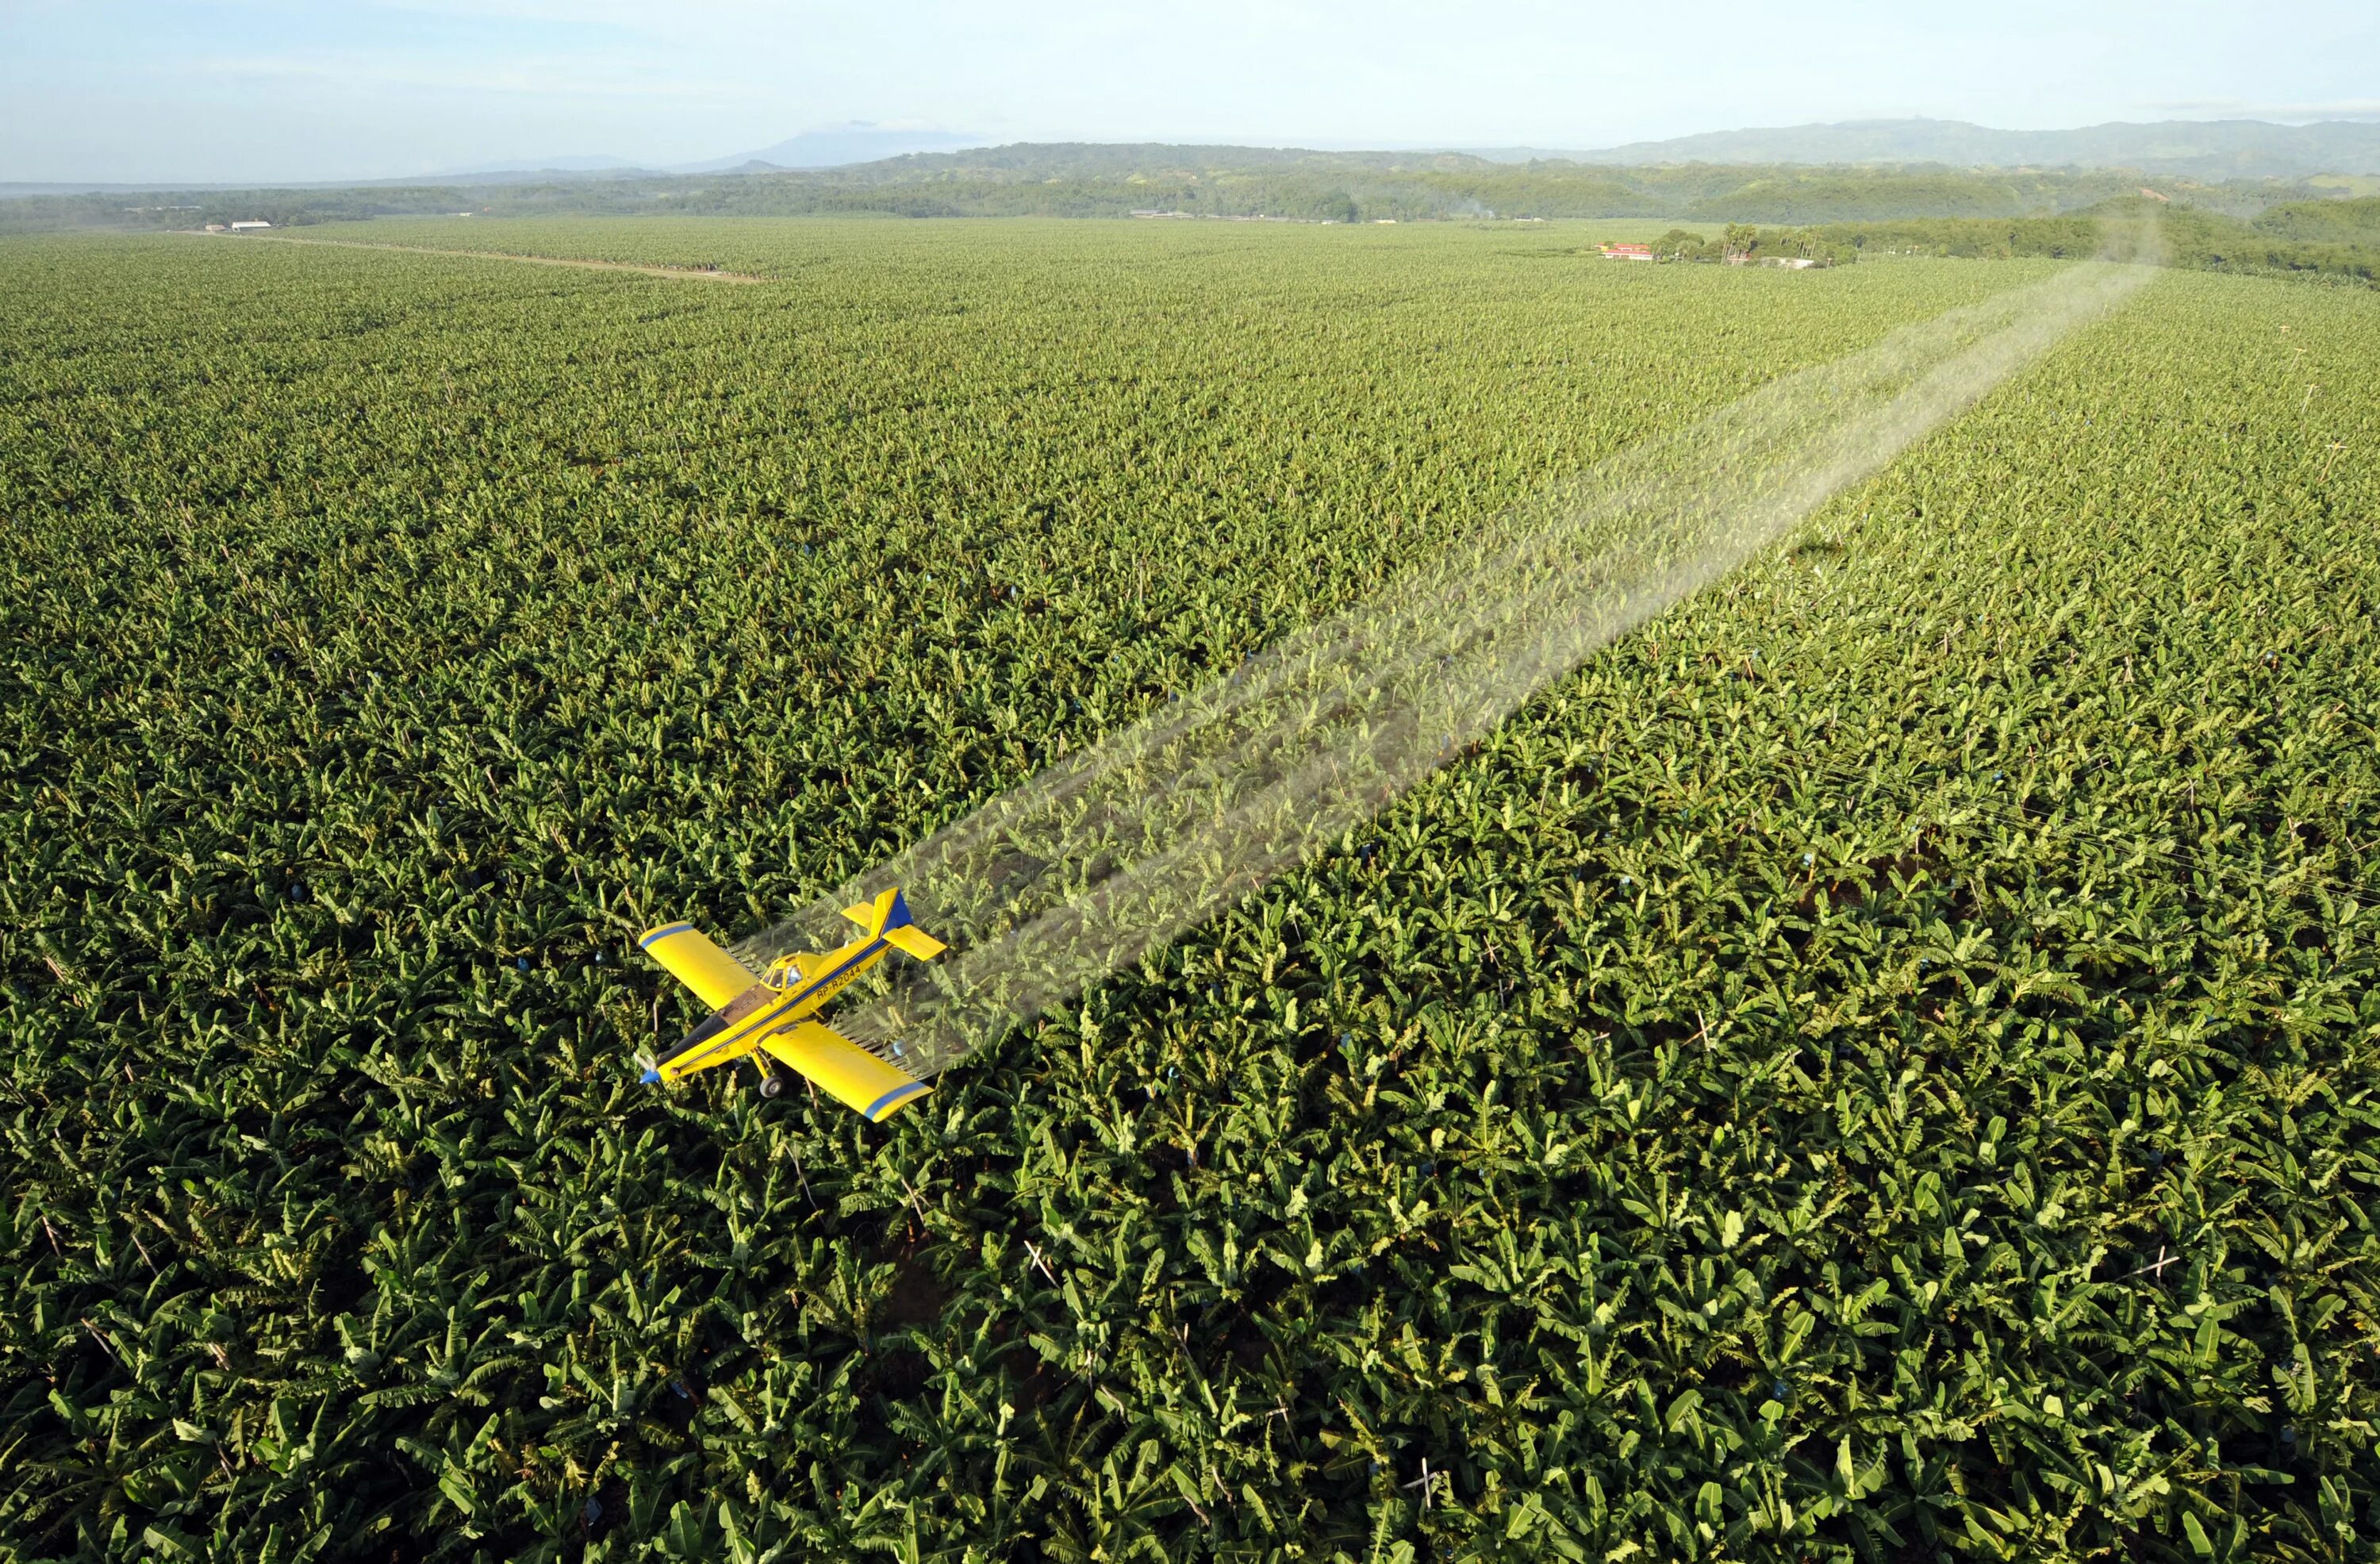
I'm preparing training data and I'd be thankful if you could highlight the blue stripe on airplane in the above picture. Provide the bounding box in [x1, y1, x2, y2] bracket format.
[864, 1080, 930, 1120]
[794, 937, 881, 1003]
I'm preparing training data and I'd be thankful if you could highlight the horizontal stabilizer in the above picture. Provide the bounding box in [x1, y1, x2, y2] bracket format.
[881, 924, 946, 961]
[639, 921, 760, 1011]
[761, 1020, 932, 1123]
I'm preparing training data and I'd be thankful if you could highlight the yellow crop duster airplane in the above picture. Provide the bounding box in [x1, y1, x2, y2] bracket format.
[637, 887, 944, 1123]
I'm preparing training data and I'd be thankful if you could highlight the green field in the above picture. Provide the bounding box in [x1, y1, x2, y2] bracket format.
[271, 211, 1722, 275]
[4, 220, 2377, 1562]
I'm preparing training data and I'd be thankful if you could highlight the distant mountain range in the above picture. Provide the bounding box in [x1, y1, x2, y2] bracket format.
[13, 118, 2380, 198]
[1537, 117, 2380, 179]
[381, 117, 2380, 189]
[427, 125, 988, 183]
[677, 126, 985, 172]
[429, 118, 2380, 189]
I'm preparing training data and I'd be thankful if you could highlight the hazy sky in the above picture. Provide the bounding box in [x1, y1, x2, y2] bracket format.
[4, 0, 2376, 184]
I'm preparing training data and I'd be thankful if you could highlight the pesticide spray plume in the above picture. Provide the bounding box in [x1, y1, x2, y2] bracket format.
[734, 234, 2158, 1080]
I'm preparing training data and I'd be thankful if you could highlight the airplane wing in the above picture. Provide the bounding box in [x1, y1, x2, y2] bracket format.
[639, 921, 761, 1010]
[761, 1020, 932, 1123]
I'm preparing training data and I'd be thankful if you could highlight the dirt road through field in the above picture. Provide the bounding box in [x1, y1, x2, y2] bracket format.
[190, 230, 766, 282]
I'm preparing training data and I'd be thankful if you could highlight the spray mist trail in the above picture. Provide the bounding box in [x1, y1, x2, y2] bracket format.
[734, 252, 2155, 1078]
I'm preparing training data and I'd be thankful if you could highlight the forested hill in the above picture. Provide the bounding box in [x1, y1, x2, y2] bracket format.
[1, 144, 2349, 233]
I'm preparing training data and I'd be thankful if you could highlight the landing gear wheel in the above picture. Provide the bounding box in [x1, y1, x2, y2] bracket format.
[758, 1070, 786, 1100]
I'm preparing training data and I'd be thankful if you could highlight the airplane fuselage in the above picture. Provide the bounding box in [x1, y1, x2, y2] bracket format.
[652, 932, 890, 1082]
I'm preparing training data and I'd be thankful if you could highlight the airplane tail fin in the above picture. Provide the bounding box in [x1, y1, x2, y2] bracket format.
[842, 886, 946, 959]
[761, 1020, 932, 1123]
